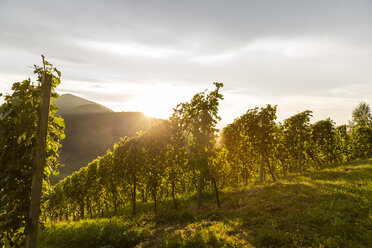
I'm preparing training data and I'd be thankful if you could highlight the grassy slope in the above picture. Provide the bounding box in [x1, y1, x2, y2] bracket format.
[39, 159, 372, 248]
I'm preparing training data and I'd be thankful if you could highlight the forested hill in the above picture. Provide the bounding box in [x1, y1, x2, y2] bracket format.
[54, 94, 155, 181]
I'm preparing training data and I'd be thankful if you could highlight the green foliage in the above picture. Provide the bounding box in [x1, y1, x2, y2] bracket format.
[311, 118, 336, 167]
[351, 101, 372, 127]
[162, 221, 247, 248]
[41, 159, 372, 247]
[154, 208, 195, 225]
[172, 82, 224, 208]
[173, 82, 223, 169]
[222, 105, 278, 184]
[283, 110, 313, 173]
[351, 125, 372, 159]
[47, 87, 372, 231]
[0, 60, 65, 246]
[334, 124, 351, 163]
[49, 83, 225, 220]
[38, 218, 143, 248]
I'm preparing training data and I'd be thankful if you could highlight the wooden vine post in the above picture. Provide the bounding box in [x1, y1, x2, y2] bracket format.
[26, 55, 52, 248]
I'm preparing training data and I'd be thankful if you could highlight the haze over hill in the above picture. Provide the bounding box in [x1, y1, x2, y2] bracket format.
[54, 94, 155, 181]
[54, 93, 113, 115]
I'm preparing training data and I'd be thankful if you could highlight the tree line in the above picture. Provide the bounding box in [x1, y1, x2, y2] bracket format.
[48, 87, 372, 222]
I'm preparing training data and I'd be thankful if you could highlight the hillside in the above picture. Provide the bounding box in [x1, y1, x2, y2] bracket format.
[39, 159, 372, 247]
[54, 93, 113, 115]
[54, 94, 155, 180]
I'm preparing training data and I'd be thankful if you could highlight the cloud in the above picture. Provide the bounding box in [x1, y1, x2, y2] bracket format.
[0, 0, 371, 126]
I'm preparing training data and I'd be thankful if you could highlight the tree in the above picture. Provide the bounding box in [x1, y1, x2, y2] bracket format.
[222, 105, 278, 184]
[273, 123, 288, 175]
[311, 118, 336, 167]
[49, 183, 65, 221]
[142, 120, 170, 213]
[85, 159, 102, 218]
[351, 102, 372, 127]
[222, 116, 256, 185]
[69, 169, 88, 220]
[99, 151, 124, 216]
[208, 146, 231, 207]
[351, 126, 372, 159]
[113, 135, 144, 217]
[0, 60, 64, 246]
[166, 114, 188, 209]
[334, 125, 350, 163]
[283, 110, 312, 173]
[173, 82, 223, 210]
[257, 105, 278, 182]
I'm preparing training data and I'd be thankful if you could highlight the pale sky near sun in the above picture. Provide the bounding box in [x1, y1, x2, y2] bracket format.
[0, 0, 371, 128]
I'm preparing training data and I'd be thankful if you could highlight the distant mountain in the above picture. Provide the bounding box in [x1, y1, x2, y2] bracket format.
[53, 94, 155, 182]
[54, 93, 113, 115]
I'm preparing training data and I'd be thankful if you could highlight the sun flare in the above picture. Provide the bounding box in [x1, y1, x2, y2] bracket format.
[129, 85, 195, 119]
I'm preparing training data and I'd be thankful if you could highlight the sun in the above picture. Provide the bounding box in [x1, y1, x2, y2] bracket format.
[140, 100, 172, 119]
[134, 86, 177, 119]
[123, 84, 196, 120]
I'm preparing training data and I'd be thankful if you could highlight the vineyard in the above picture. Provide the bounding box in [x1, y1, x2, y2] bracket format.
[47, 86, 372, 224]
[40, 159, 372, 247]
[1, 62, 372, 247]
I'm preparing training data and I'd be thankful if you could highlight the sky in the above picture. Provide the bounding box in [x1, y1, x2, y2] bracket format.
[0, 0, 371, 128]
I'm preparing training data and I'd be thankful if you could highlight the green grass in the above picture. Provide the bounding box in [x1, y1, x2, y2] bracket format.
[38, 218, 146, 248]
[39, 159, 372, 247]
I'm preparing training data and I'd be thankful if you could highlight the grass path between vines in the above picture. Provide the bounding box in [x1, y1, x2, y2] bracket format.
[39, 159, 372, 247]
